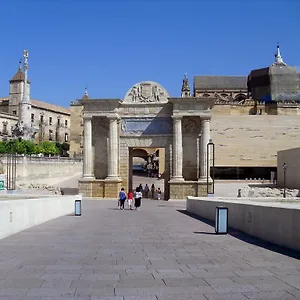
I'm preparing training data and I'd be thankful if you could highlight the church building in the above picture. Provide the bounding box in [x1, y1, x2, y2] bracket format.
[0, 52, 71, 143]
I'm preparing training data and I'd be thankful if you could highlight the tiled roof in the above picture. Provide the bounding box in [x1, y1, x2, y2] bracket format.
[248, 67, 269, 79]
[0, 97, 70, 115]
[30, 99, 70, 115]
[194, 76, 247, 90]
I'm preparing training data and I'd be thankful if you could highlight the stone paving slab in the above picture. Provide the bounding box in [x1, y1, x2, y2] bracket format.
[0, 199, 299, 299]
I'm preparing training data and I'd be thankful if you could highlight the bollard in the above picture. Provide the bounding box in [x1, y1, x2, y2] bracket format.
[75, 200, 82, 216]
[215, 206, 228, 234]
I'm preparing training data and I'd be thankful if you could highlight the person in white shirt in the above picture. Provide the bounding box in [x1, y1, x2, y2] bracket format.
[134, 187, 142, 210]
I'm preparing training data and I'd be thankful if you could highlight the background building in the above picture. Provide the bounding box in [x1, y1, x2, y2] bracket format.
[69, 45, 300, 180]
[0, 60, 70, 143]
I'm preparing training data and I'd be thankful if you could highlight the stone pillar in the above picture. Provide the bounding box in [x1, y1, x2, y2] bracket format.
[171, 116, 184, 181]
[107, 116, 119, 179]
[82, 116, 94, 179]
[199, 118, 211, 180]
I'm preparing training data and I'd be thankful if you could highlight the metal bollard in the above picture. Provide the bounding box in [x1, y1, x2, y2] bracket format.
[75, 200, 82, 216]
[215, 206, 228, 234]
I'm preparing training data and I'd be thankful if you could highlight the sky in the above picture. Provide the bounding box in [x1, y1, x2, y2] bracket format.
[0, 0, 299, 107]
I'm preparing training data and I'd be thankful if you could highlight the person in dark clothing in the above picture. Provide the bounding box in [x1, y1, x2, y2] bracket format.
[144, 184, 149, 198]
[151, 184, 155, 199]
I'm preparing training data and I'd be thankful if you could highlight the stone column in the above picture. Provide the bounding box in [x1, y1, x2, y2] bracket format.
[199, 118, 211, 180]
[107, 116, 119, 179]
[171, 116, 184, 180]
[82, 116, 94, 179]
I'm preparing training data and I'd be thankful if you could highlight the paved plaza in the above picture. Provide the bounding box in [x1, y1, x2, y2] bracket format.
[0, 199, 300, 300]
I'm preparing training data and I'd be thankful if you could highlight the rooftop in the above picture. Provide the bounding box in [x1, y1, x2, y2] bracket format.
[0, 97, 70, 115]
[194, 76, 247, 90]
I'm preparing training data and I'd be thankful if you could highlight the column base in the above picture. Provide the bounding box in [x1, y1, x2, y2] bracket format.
[169, 176, 185, 182]
[81, 175, 95, 181]
[105, 175, 121, 181]
[198, 176, 213, 183]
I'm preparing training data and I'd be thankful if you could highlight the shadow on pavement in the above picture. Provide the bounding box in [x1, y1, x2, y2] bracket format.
[178, 209, 300, 260]
[193, 231, 216, 235]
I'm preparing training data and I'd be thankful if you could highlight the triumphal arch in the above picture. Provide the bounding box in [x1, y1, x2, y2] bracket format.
[78, 80, 215, 200]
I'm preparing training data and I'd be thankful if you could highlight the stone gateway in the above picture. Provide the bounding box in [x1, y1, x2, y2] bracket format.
[78, 78, 216, 200]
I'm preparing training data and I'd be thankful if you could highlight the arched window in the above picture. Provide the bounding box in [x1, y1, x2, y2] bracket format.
[235, 94, 247, 102]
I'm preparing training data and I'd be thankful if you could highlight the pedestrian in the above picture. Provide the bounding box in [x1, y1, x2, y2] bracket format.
[139, 183, 143, 197]
[144, 184, 149, 198]
[118, 187, 127, 210]
[157, 187, 161, 200]
[151, 184, 155, 199]
[134, 187, 142, 210]
[127, 189, 133, 210]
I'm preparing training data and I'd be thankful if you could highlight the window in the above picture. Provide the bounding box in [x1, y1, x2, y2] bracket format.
[57, 118, 60, 126]
[49, 117, 52, 125]
[49, 130, 53, 141]
[12, 110, 17, 115]
[65, 120, 68, 127]
[31, 113, 34, 122]
[64, 133, 69, 142]
[2, 122, 8, 134]
[40, 115, 44, 122]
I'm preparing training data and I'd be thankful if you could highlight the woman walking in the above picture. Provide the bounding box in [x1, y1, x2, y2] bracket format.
[134, 187, 142, 210]
[151, 184, 155, 199]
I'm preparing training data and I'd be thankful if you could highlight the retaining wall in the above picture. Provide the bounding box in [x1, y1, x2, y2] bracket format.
[0, 155, 82, 184]
[0, 195, 81, 240]
[187, 197, 300, 252]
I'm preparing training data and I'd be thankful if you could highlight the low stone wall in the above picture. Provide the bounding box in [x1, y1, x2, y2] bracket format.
[0, 155, 82, 185]
[186, 197, 300, 252]
[0, 195, 81, 240]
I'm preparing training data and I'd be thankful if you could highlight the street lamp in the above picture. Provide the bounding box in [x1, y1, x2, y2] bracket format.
[6, 139, 17, 191]
[283, 162, 287, 198]
[207, 139, 215, 195]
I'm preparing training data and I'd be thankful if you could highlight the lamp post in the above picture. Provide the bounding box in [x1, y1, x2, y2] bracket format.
[6, 139, 17, 191]
[283, 162, 287, 198]
[207, 139, 215, 195]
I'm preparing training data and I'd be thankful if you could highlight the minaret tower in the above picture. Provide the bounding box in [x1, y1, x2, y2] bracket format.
[181, 73, 191, 97]
[12, 49, 37, 140]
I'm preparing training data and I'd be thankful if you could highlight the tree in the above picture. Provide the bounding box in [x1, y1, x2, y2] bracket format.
[0, 141, 6, 154]
[22, 140, 37, 155]
[38, 141, 59, 156]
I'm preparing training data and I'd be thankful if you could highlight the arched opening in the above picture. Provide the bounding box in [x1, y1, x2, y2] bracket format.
[235, 94, 247, 102]
[203, 93, 210, 97]
[129, 147, 165, 199]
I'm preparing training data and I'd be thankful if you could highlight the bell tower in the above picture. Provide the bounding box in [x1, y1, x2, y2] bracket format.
[12, 50, 37, 140]
[181, 73, 191, 97]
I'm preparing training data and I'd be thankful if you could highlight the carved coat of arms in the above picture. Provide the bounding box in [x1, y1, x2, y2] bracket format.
[140, 83, 152, 101]
[124, 81, 169, 104]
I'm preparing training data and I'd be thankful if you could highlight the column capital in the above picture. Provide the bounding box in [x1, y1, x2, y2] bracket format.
[172, 115, 183, 120]
[107, 115, 120, 122]
[83, 115, 93, 121]
[201, 117, 211, 122]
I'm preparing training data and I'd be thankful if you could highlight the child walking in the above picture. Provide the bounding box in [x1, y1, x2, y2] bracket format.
[157, 187, 162, 200]
[118, 187, 127, 210]
[127, 189, 133, 210]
